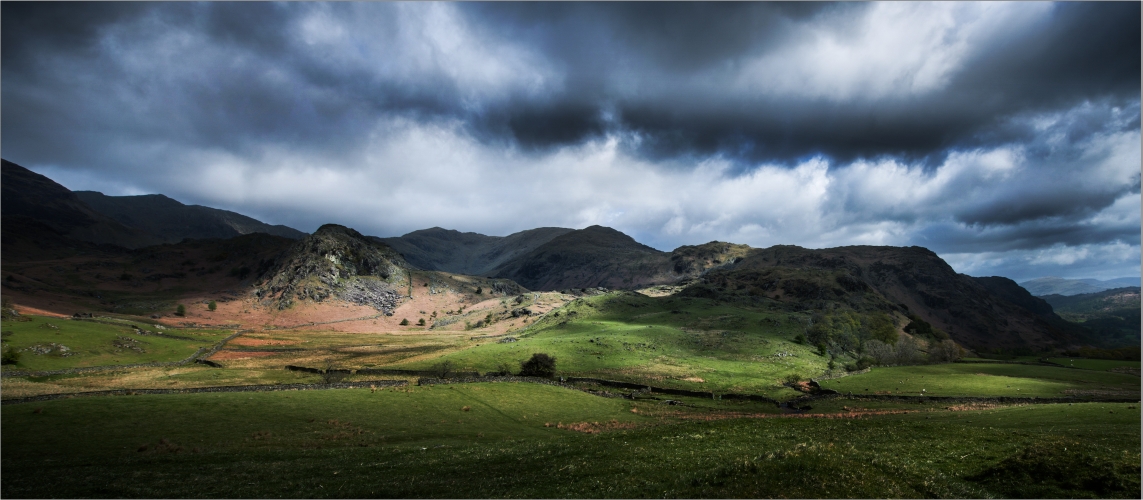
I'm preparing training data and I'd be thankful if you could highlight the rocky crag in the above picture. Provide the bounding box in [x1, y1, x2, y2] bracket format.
[255, 225, 409, 313]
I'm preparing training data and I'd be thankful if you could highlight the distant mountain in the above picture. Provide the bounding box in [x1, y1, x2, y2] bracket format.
[1020, 276, 1142, 296]
[376, 226, 574, 275]
[1041, 287, 1141, 347]
[74, 191, 306, 243]
[1, 159, 164, 249]
[489, 225, 669, 290]
[681, 245, 1081, 351]
[382, 225, 751, 291]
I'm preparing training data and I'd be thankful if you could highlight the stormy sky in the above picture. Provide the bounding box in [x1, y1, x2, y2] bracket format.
[3, 2, 1140, 281]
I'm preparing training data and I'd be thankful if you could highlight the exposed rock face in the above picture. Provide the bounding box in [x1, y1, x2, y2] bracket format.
[255, 224, 408, 312]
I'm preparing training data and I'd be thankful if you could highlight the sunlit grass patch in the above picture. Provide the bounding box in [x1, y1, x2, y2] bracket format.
[0, 315, 219, 371]
[820, 362, 1140, 398]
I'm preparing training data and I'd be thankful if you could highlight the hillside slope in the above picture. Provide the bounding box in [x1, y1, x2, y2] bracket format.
[75, 191, 305, 242]
[682, 245, 1080, 351]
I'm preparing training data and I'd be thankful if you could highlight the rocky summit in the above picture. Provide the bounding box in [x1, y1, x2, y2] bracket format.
[255, 224, 409, 313]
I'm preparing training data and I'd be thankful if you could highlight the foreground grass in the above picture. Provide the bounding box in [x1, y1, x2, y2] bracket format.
[820, 362, 1141, 398]
[1, 383, 1138, 498]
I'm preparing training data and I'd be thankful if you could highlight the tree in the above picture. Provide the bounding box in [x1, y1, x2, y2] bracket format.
[929, 339, 963, 363]
[865, 339, 896, 366]
[519, 353, 557, 378]
[894, 335, 924, 365]
[417, 318, 426, 326]
[866, 312, 898, 344]
[399, 318, 410, 326]
[475, 286, 483, 295]
[175, 304, 186, 317]
[208, 300, 217, 312]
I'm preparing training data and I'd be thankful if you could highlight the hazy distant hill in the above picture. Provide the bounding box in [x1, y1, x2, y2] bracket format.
[1042, 287, 1141, 347]
[75, 191, 305, 243]
[376, 226, 574, 275]
[683, 245, 1081, 351]
[1, 159, 164, 249]
[1020, 276, 1142, 296]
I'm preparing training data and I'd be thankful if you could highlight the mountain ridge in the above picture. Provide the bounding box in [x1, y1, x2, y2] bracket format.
[74, 191, 306, 242]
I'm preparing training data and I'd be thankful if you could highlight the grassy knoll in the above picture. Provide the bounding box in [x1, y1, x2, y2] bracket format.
[387, 292, 824, 397]
[1046, 358, 1141, 372]
[820, 362, 1140, 398]
[1, 315, 230, 372]
[1, 383, 1138, 498]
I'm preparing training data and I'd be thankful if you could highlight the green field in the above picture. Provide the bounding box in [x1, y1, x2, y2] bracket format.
[1, 315, 231, 372]
[1046, 358, 1141, 372]
[390, 293, 824, 397]
[1, 384, 1139, 498]
[821, 362, 1140, 398]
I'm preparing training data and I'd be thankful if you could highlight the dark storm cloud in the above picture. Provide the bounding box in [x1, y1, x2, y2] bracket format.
[4, 2, 1137, 164]
[1, 2, 1138, 281]
[458, 1, 1141, 166]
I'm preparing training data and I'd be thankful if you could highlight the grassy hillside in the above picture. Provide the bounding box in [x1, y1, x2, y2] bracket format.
[386, 291, 825, 397]
[1, 315, 231, 372]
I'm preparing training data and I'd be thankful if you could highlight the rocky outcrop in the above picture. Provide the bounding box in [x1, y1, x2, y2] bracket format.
[255, 224, 409, 312]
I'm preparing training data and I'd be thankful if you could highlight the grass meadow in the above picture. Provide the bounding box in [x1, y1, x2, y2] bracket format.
[1, 383, 1139, 498]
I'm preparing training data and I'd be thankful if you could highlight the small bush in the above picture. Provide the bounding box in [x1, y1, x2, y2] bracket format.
[175, 304, 186, 317]
[782, 373, 802, 386]
[793, 334, 806, 344]
[207, 301, 217, 312]
[519, 353, 557, 378]
[1, 345, 20, 365]
[816, 343, 828, 356]
[475, 287, 483, 295]
[416, 318, 426, 326]
[399, 318, 410, 326]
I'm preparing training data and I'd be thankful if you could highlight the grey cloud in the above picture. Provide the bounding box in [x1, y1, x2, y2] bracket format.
[1, 2, 1139, 282]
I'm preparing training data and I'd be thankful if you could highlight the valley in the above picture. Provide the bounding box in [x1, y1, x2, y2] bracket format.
[1, 159, 1139, 498]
